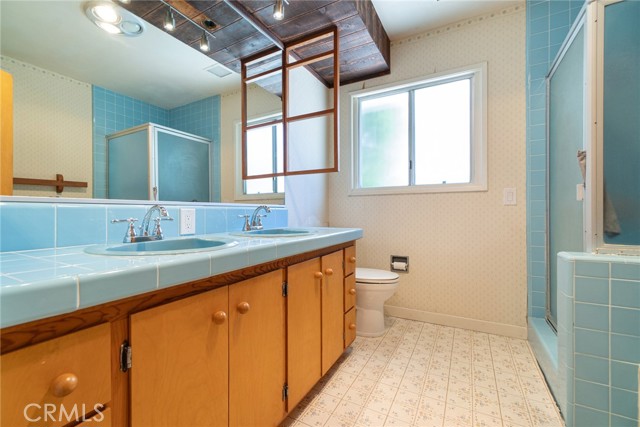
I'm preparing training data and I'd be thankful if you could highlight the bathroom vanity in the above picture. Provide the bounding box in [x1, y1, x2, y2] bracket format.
[0, 228, 360, 427]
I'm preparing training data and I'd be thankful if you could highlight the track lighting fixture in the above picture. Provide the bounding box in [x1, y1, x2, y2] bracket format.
[199, 31, 210, 52]
[163, 7, 175, 31]
[273, 0, 284, 20]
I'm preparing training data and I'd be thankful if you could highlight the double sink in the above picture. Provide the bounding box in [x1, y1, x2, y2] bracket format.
[85, 228, 314, 256]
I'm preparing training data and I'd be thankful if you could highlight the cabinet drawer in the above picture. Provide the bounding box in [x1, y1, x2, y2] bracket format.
[344, 308, 356, 348]
[1, 323, 111, 427]
[77, 407, 111, 426]
[344, 246, 356, 277]
[344, 274, 356, 312]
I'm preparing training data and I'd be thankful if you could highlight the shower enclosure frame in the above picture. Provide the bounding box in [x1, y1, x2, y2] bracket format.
[545, 0, 639, 330]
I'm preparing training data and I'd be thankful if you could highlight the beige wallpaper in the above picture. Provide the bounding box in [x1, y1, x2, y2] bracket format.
[1, 56, 92, 198]
[328, 6, 528, 336]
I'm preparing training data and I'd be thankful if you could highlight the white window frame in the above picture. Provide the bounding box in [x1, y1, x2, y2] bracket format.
[350, 63, 487, 196]
[234, 112, 284, 201]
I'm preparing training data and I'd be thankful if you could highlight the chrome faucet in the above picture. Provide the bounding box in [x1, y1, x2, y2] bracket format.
[111, 205, 173, 243]
[239, 205, 271, 231]
[139, 205, 173, 240]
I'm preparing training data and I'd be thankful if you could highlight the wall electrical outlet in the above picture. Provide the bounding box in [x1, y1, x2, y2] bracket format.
[180, 208, 196, 235]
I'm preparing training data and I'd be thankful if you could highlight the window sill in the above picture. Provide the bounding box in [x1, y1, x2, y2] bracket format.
[349, 183, 487, 197]
[233, 193, 285, 203]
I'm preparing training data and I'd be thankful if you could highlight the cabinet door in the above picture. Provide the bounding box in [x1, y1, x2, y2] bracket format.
[1, 323, 110, 427]
[321, 250, 345, 375]
[287, 258, 322, 410]
[229, 270, 286, 427]
[130, 286, 229, 427]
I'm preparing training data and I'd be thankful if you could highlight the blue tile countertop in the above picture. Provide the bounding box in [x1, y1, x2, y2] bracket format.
[0, 227, 363, 328]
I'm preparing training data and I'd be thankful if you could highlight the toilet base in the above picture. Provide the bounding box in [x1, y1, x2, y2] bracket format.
[355, 307, 388, 337]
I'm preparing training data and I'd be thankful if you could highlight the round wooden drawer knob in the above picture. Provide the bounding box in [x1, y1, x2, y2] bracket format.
[314, 272, 323, 279]
[349, 288, 356, 295]
[325, 268, 334, 276]
[349, 323, 356, 330]
[50, 373, 78, 397]
[349, 256, 356, 263]
[212, 311, 227, 324]
[237, 302, 250, 314]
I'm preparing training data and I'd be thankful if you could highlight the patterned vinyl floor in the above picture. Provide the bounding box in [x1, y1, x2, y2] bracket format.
[280, 318, 564, 427]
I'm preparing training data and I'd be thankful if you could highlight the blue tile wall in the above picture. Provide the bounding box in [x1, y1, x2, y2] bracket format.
[0, 201, 288, 252]
[554, 254, 640, 427]
[92, 88, 222, 202]
[0, 203, 56, 251]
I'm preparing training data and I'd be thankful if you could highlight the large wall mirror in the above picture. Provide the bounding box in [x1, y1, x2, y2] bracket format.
[0, 0, 283, 204]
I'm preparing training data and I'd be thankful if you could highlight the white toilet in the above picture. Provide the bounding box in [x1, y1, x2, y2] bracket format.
[355, 268, 400, 337]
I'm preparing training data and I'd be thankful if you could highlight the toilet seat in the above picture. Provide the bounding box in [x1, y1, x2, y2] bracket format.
[355, 268, 399, 284]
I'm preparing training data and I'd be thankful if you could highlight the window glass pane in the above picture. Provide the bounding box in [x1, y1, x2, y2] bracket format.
[245, 178, 275, 195]
[244, 122, 283, 195]
[246, 125, 275, 176]
[359, 93, 409, 188]
[414, 79, 471, 185]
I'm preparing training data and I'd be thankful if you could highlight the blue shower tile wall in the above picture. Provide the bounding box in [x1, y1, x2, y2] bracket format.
[92, 87, 222, 201]
[526, 0, 585, 319]
[557, 254, 640, 427]
[0, 202, 288, 252]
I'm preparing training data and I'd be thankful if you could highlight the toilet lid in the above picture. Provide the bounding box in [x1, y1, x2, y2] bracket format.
[356, 268, 399, 284]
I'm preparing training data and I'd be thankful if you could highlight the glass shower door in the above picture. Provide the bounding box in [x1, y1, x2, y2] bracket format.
[546, 22, 586, 330]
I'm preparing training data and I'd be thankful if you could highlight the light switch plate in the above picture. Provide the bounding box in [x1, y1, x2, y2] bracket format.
[503, 188, 517, 205]
[180, 208, 196, 235]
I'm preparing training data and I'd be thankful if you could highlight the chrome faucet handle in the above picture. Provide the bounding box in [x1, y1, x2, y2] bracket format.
[255, 214, 268, 228]
[111, 218, 138, 243]
[153, 217, 165, 239]
[237, 214, 251, 231]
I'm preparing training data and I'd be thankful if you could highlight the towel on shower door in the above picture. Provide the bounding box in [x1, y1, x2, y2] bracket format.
[577, 150, 621, 236]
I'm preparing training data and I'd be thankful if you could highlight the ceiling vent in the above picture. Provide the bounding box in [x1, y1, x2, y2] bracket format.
[205, 65, 233, 78]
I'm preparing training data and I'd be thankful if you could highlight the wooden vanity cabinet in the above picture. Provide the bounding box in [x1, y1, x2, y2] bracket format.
[0, 241, 357, 427]
[130, 286, 229, 427]
[0, 323, 111, 427]
[286, 247, 355, 410]
[129, 269, 286, 427]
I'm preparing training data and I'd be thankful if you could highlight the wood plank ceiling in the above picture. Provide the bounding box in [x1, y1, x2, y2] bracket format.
[120, 0, 390, 88]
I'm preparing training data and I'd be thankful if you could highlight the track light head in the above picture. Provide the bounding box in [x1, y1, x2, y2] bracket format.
[273, 0, 284, 20]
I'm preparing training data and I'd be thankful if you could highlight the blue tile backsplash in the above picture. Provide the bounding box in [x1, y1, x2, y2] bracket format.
[0, 200, 288, 252]
[0, 203, 55, 252]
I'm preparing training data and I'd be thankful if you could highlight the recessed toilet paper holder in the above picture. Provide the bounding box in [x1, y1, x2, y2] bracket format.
[390, 255, 409, 273]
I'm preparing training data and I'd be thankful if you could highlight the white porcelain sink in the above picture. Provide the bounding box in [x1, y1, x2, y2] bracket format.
[85, 237, 238, 256]
[230, 228, 314, 238]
